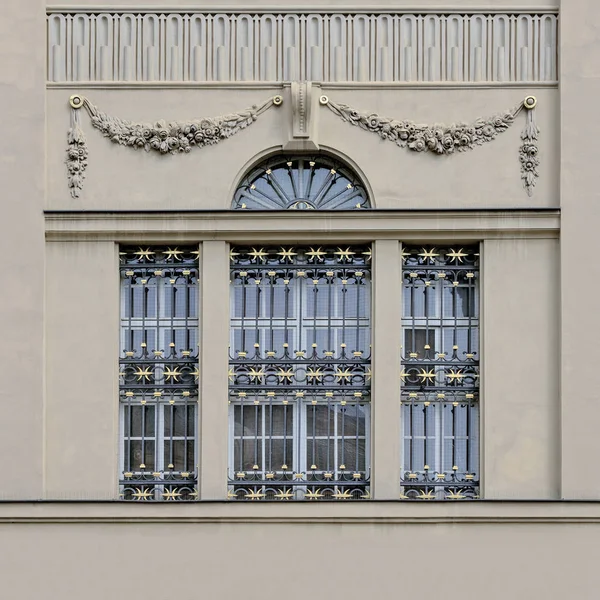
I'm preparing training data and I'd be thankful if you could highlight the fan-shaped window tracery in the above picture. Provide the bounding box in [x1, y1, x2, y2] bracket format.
[232, 155, 370, 210]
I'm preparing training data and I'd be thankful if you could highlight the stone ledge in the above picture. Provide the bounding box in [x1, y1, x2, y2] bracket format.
[0, 499, 598, 524]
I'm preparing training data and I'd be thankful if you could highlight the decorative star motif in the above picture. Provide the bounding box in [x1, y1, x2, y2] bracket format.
[276, 368, 294, 383]
[277, 247, 297, 261]
[131, 488, 153, 500]
[335, 369, 353, 382]
[418, 248, 439, 262]
[248, 247, 268, 262]
[446, 248, 469, 263]
[191, 367, 200, 382]
[228, 367, 235, 383]
[134, 248, 155, 260]
[400, 370, 408, 380]
[306, 247, 327, 260]
[164, 247, 185, 261]
[229, 249, 240, 261]
[445, 490, 466, 500]
[418, 368, 436, 383]
[365, 367, 372, 381]
[163, 367, 181, 382]
[305, 490, 324, 500]
[244, 490, 266, 500]
[401, 248, 412, 262]
[362, 248, 372, 261]
[334, 247, 356, 261]
[446, 369, 465, 382]
[248, 367, 265, 382]
[134, 367, 153, 382]
[274, 489, 294, 500]
[332, 488, 352, 500]
[418, 490, 436, 500]
[306, 368, 323, 382]
[162, 488, 181, 501]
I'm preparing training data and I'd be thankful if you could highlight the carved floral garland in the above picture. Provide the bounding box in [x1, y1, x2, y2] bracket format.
[66, 92, 539, 198]
[321, 95, 539, 196]
[66, 94, 282, 198]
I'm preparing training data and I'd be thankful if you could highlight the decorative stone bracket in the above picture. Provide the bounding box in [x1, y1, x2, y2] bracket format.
[283, 81, 318, 151]
[66, 88, 538, 198]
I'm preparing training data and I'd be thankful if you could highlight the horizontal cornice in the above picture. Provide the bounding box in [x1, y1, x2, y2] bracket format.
[47, 81, 558, 90]
[44, 209, 560, 242]
[0, 499, 598, 524]
[46, 6, 560, 15]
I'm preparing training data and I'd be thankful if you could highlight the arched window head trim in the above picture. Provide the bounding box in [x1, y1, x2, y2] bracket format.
[232, 154, 371, 210]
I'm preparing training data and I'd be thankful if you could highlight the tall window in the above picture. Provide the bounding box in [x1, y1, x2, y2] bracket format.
[401, 246, 480, 500]
[229, 245, 371, 500]
[119, 246, 199, 501]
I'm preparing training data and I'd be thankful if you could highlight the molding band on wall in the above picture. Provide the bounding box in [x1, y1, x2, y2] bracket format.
[47, 10, 558, 84]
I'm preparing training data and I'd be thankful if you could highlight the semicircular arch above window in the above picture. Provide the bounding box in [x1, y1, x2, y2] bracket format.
[232, 155, 370, 210]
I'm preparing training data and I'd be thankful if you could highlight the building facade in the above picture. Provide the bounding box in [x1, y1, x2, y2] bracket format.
[2, 0, 600, 597]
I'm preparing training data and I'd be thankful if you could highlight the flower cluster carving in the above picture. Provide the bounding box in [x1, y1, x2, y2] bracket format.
[66, 91, 539, 199]
[322, 95, 539, 196]
[66, 94, 282, 198]
[66, 109, 88, 198]
[519, 109, 540, 196]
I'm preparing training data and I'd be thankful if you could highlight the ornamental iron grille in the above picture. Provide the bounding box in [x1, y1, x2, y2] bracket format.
[401, 245, 480, 500]
[231, 155, 370, 210]
[119, 247, 199, 501]
[229, 245, 371, 500]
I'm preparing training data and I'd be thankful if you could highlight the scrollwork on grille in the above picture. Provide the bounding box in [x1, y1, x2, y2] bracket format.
[229, 245, 371, 500]
[401, 245, 480, 500]
[119, 246, 199, 501]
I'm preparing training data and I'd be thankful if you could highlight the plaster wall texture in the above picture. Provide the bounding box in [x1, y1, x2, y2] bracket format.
[0, 0, 46, 498]
[560, 0, 600, 498]
[1, 521, 599, 600]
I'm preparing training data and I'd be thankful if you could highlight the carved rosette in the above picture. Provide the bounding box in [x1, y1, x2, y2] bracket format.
[66, 94, 283, 198]
[322, 96, 539, 196]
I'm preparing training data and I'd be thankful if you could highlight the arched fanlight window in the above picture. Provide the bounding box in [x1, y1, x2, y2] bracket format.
[232, 155, 370, 210]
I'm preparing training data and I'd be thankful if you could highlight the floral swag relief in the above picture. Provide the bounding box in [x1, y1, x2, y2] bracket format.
[320, 94, 539, 196]
[65, 94, 283, 198]
[66, 92, 538, 198]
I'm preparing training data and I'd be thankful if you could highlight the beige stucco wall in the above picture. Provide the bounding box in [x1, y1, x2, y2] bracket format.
[0, 0, 46, 499]
[45, 241, 119, 499]
[560, 0, 600, 499]
[482, 238, 560, 499]
[1, 510, 600, 600]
